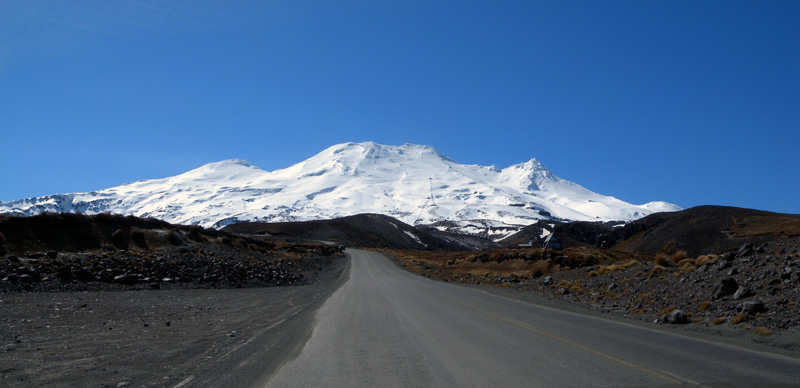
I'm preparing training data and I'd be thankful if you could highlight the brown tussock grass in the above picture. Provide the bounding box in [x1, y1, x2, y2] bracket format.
[654, 253, 673, 267]
[657, 306, 677, 316]
[731, 314, 747, 324]
[699, 301, 711, 311]
[712, 317, 727, 325]
[753, 327, 773, 336]
[597, 264, 621, 275]
[695, 254, 719, 266]
[671, 250, 687, 263]
[648, 265, 669, 279]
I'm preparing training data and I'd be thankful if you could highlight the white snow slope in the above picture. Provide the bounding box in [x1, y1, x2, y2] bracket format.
[0, 142, 680, 239]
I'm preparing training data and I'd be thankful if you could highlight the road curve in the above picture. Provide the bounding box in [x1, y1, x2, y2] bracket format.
[264, 249, 800, 387]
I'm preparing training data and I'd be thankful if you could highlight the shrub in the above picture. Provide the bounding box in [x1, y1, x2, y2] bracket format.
[587, 271, 598, 278]
[712, 317, 726, 325]
[731, 314, 747, 324]
[699, 301, 711, 311]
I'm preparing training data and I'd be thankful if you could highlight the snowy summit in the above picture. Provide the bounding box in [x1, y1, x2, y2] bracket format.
[0, 142, 680, 240]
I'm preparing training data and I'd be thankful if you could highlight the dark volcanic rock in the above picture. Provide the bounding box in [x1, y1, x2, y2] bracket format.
[713, 277, 739, 300]
[740, 300, 766, 316]
[663, 309, 688, 324]
[733, 286, 754, 300]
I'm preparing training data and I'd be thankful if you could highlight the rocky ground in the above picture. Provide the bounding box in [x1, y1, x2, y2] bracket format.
[394, 237, 800, 352]
[0, 245, 339, 293]
[0, 250, 347, 388]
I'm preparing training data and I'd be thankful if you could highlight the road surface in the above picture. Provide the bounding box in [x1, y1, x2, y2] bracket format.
[264, 249, 800, 387]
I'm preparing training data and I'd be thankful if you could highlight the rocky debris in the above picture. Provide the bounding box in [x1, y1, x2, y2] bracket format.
[1, 245, 341, 293]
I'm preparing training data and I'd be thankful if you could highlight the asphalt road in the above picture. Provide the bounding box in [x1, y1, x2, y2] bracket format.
[264, 249, 800, 387]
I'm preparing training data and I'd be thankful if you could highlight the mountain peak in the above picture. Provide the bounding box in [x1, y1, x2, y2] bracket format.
[210, 159, 256, 168]
[0, 142, 680, 239]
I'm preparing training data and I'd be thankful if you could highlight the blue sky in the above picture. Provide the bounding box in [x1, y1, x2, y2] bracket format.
[1, 1, 798, 214]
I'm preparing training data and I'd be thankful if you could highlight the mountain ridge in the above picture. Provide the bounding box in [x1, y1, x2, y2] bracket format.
[0, 142, 680, 239]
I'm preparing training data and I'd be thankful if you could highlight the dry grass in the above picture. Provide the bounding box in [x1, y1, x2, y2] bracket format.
[753, 327, 773, 336]
[648, 265, 669, 279]
[731, 314, 747, 324]
[677, 258, 697, 273]
[671, 250, 688, 263]
[712, 317, 727, 325]
[594, 260, 638, 276]
[657, 306, 677, 316]
[654, 253, 674, 267]
[699, 301, 711, 311]
[695, 254, 719, 266]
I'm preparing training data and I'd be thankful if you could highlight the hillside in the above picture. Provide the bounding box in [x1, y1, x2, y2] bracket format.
[224, 213, 497, 251]
[502, 206, 800, 257]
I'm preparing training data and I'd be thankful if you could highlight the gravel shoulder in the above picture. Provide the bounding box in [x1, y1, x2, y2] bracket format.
[0, 255, 348, 388]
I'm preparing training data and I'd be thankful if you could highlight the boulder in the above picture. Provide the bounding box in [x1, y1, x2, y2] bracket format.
[740, 300, 766, 316]
[733, 286, 754, 300]
[712, 277, 739, 300]
[721, 252, 736, 262]
[663, 309, 689, 324]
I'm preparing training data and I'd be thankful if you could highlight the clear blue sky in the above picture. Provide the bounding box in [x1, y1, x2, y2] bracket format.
[2, 1, 798, 214]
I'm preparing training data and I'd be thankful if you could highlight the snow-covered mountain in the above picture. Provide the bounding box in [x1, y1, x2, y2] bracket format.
[0, 142, 680, 240]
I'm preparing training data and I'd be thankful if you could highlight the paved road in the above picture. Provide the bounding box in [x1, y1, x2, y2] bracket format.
[264, 249, 800, 387]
